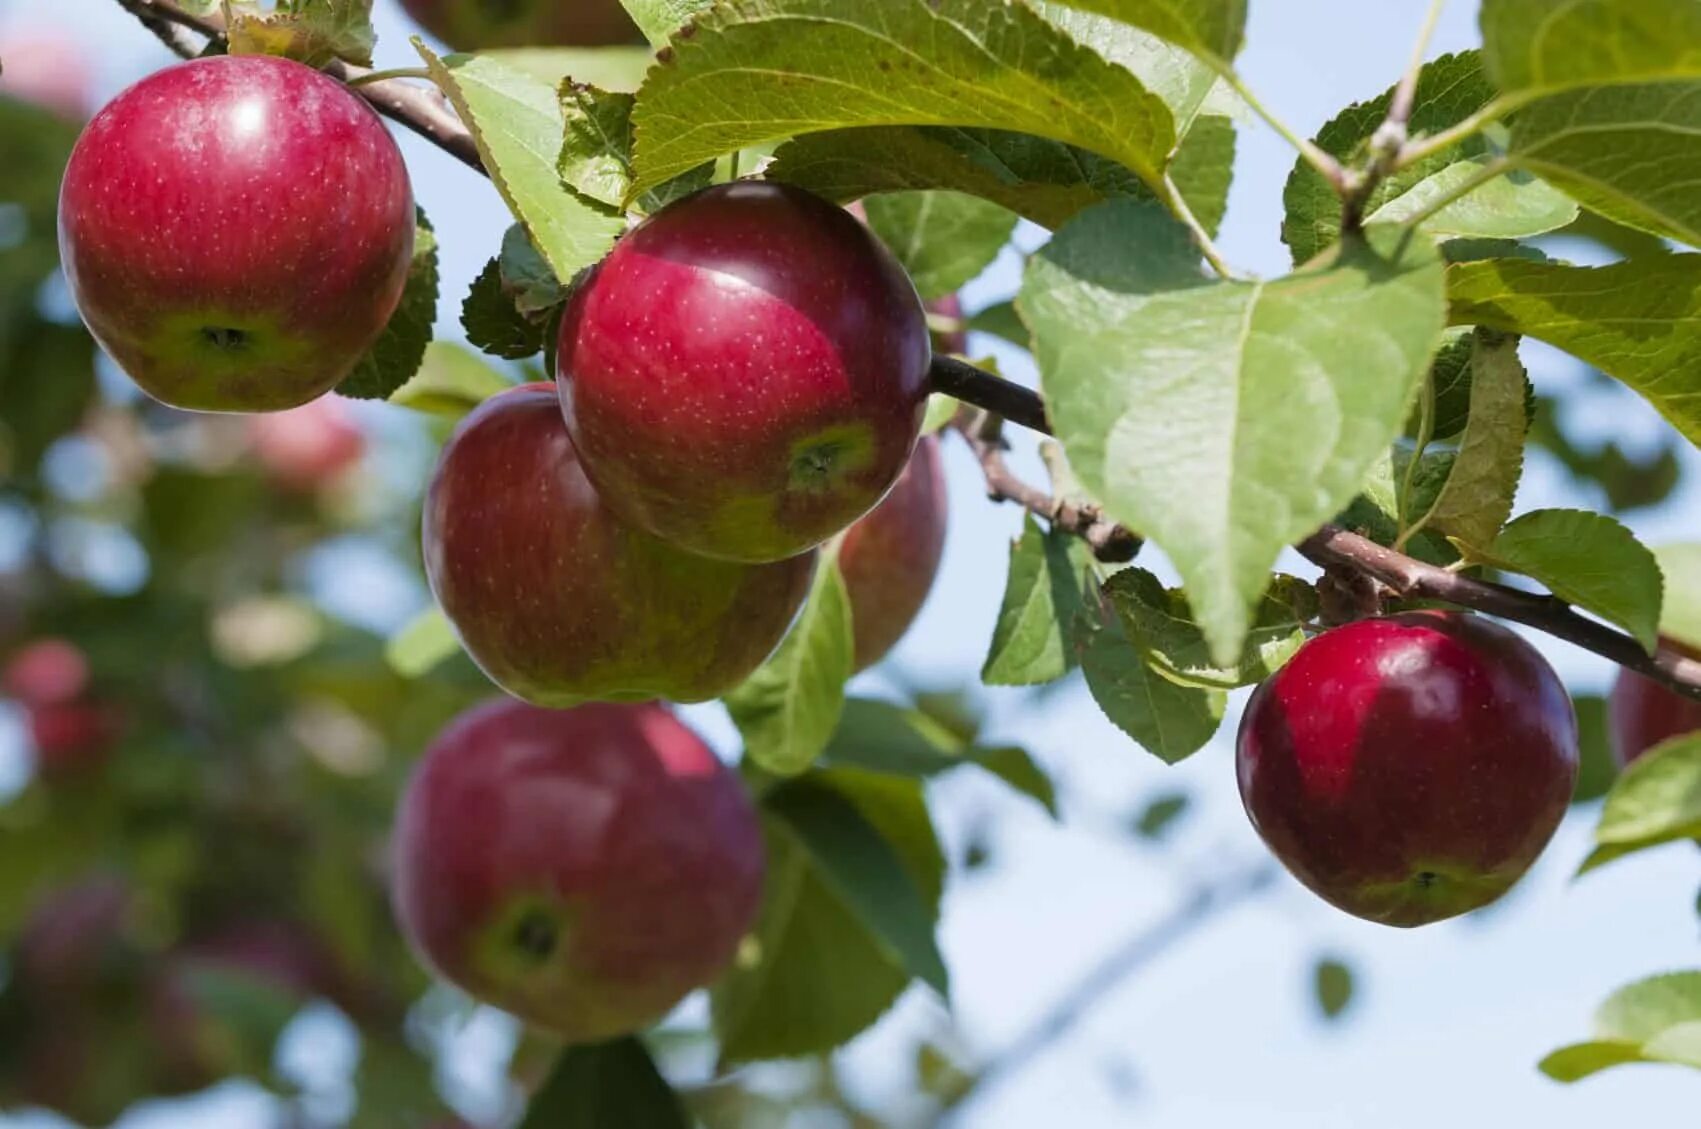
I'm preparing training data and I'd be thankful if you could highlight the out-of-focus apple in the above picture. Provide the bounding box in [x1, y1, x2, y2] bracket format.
[247, 395, 365, 491]
[838, 434, 948, 671]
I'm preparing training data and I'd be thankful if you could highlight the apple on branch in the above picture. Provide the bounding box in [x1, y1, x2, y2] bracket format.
[839, 434, 949, 671]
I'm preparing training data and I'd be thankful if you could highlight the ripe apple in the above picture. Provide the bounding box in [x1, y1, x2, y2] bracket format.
[1237, 611, 1577, 927]
[424, 384, 814, 705]
[58, 55, 415, 413]
[838, 434, 948, 671]
[3, 638, 90, 706]
[1608, 637, 1701, 766]
[26, 701, 120, 779]
[399, 0, 639, 48]
[247, 395, 366, 490]
[0, 27, 93, 120]
[557, 181, 930, 563]
[390, 698, 764, 1042]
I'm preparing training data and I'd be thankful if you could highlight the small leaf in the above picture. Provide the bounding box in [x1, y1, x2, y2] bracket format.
[517, 1039, 689, 1129]
[387, 342, 515, 419]
[338, 210, 438, 400]
[498, 225, 567, 316]
[1102, 567, 1316, 691]
[1589, 734, 1701, 866]
[1079, 600, 1225, 764]
[1313, 957, 1355, 1021]
[1130, 791, 1189, 840]
[1023, 200, 1445, 664]
[862, 192, 1017, 301]
[1417, 329, 1529, 548]
[920, 394, 961, 435]
[765, 775, 949, 996]
[1540, 970, 1701, 1082]
[463, 259, 544, 360]
[417, 44, 625, 284]
[726, 549, 855, 776]
[1570, 695, 1619, 806]
[1655, 544, 1701, 652]
[559, 84, 713, 213]
[1447, 254, 1701, 447]
[226, 0, 375, 67]
[1539, 1041, 1647, 1083]
[629, 0, 1178, 202]
[385, 607, 462, 677]
[982, 515, 1095, 687]
[1474, 509, 1663, 652]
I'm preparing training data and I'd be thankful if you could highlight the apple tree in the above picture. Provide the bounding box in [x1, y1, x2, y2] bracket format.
[3, 0, 1701, 1123]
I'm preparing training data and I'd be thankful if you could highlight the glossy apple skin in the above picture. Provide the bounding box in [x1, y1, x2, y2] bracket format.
[391, 698, 764, 1042]
[838, 434, 948, 671]
[558, 182, 930, 563]
[1608, 639, 1701, 766]
[248, 395, 365, 490]
[1237, 611, 1577, 927]
[58, 55, 415, 413]
[424, 384, 813, 705]
[400, 0, 638, 48]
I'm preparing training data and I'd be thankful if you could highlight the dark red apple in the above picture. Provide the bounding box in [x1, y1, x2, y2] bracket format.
[0, 27, 93, 120]
[1237, 611, 1577, 927]
[1608, 638, 1701, 766]
[26, 702, 120, 779]
[58, 55, 415, 412]
[557, 181, 930, 563]
[838, 434, 948, 671]
[400, 0, 639, 48]
[3, 638, 90, 706]
[424, 384, 814, 705]
[247, 394, 365, 490]
[390, 698, 764, 1042]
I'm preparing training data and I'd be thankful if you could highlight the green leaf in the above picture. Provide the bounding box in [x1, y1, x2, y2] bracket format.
[1032, 2, 1218, 125]
[1655, 544, 1701, 650]
[862, 192, 1017, 301]
[765, 775, 949, 996]
[1283, 51, 1574, 264]
[1475, 509, 1663, 651]
[628, 0, 1177, 202]
[726, 550, 855, 776]
[982, 515, 1095, 687]
[1102, 568, 1316, 691]
[1447, 254, 1701, 447]
[1481, 0, 1701, 96]
[920, 394, 962, 434]
[387, 342, 515, 419]
[1313, 957, 1355, 1021]
[226, 0, 375, 67]
[1169, 111, 1237, 238]
[1022, 200, 1445, 664]
[478, 47, 656, 92]
[338, 210, 438, 400]
[820, 697, 1058, 816]
[417, 44, 625, 284]
[463, 259, 544, 360]
[1571, 694, 1619, 805]
[518, 1039, 689, 1129]
[1589, 734, 1701, 865]
[1416, 329, 1529, 548]
[1131, 791, 1189, 840]
[1337, 445, 1460, 565]
[1078, 599, 1225, 763]
[1037, 0, 1247, 69]
[713, 769, 943, 1062]
[1540, 971, 1701, 1082]
[384, 607, 463, 677]
[498, 225, 567, 317]
[559, 84, 714, 213]
[621, 0, 714, 46]
[968, 301, 1029, 349]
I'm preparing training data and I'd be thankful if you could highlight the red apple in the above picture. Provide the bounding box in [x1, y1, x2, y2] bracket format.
[838, 434, 948, 671]
[557, 181, 930, 563]
[26, 701, 119, 779]
[1608, 638, 1701, 766]
[3, 638, 90, 706]
[247, 394, 366, 490]
[400, 0, 638, 48]
[0, 27, 93, 120]
[1237, 611, 1577, 927]
[424, 384, 814, 705]
[58, 55, 415, 412]
[390, 698, 764, 1042]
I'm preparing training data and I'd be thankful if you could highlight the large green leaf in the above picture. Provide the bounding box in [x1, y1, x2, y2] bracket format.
[1038, 0, 1246, 68]
[1655, 544, 1701, 650]
[1032, 2, 1218, 126]
[621, 0, 714, 46]
[479, 46, 656, 92]
[518, 1039, 689, 1129]
[1446, 254, 1701, 448]
[1101, 567, 1316, 691]
[1283, 51, 1575, 264]
[1023, 200, 1445, 663]
[982, 515, 1095, 686]
[765, 776, 948, 996]
[1480, 0, 1701, 96]
[417, 45, 625, 284]
[1588, 734, 1701, 864]
[1475, 509, 1663, 651]
[862, 192, 1017, 301]
[1541, 971, 1701, 1082]
[1415, 329, 1529, 548]
[628, 0, 1177, 201]
[712, 769, 943, 1062]
[726, 551, 855, 776]
[1078, 599, 1225, 763]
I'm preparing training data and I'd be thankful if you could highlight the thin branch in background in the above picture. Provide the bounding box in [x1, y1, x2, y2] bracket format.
[1383, 0, 1448, 141]
[110, 0, 201, 57]
[936, 864, 1277, 1126]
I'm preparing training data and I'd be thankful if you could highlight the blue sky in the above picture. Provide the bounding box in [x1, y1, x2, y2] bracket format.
[4, 0, 1699, 1125]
